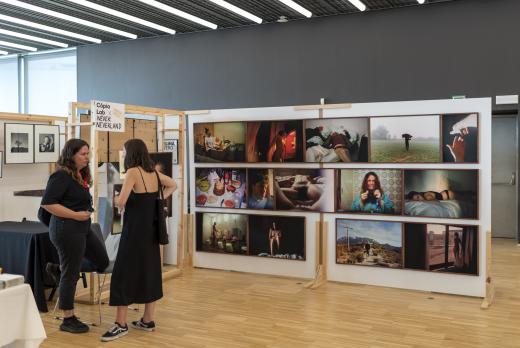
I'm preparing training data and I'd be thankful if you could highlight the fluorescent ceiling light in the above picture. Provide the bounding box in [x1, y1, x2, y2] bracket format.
[208, 0, 262, 24]
[0, 28, 68, 47]
[347, 0, 367, 11]
[0, 0, 137, 39]
[65, 0, 176, 34]
[0, 14, 101, 43]
[417, 0, 425, 3]
[0, 50, 8, 55]
[277, 0, 312, 18]
[0, 39, 37, 51]
[137, 0, 218, 30]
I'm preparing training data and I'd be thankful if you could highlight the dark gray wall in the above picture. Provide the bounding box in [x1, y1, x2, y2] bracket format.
[78, 0, 520, 110]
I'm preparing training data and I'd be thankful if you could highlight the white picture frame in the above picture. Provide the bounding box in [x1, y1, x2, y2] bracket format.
[34, 124, 60, 163]
[4, 123, 34, 164]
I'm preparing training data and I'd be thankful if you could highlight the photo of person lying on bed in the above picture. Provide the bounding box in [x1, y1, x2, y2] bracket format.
[274, 169, 334, 212]
[194, 122, 246, 162]
[336, 169, 402, 215]
[404, 170, 478, 219]
[305, 118, 368, 163]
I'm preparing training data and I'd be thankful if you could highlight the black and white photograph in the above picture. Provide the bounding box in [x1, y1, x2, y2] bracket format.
[4, 123, 34, 164]
[34, 125, 60, 163]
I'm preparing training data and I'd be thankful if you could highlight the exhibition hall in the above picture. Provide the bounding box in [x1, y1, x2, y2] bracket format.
[0, 0, 519, 347]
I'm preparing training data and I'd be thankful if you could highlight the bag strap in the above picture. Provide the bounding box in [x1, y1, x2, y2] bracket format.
[154, 170, 165, 200]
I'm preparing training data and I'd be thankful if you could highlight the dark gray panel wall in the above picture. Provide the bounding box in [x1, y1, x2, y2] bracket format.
[78, 0, 520, 110]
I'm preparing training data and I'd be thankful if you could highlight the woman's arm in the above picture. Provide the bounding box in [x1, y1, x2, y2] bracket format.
[42, 204, 90, 221]
[158, 171, 177, 199]
[116, 168, 138, 210]
[381, 192, 394, 213]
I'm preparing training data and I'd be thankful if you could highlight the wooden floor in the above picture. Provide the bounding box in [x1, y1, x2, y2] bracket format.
[41, 238, 520, 348]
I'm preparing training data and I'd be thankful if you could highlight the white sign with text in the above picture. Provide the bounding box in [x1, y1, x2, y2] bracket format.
[91, 100, 125, 132]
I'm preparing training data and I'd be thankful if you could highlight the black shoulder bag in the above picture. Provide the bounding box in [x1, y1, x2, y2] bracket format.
[154, 170, 169, 245]
[38, 206, 52, 227]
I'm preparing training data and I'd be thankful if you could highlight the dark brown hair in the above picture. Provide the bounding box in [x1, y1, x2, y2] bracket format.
[361, 171, 384, 195]
[124, 139, 155, 173]
[57, 138, 91, 186]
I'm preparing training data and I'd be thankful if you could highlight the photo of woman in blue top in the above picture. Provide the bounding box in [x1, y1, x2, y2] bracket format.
[351, 171, 394, 214]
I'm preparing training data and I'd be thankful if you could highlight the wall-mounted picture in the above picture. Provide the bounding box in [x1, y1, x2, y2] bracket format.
[274, 168, 334, 212]
[34, 125, 60, 163]
[370, 115, 440, 162]
[305, 118, 369, 162]
[246, 120, 303, 162]
[442, 113, 478, 163]
[248, 215, 305, 260]
[112, 184, 123, 235]
[196, 213, 248, 255]
[404, 223, 478, 275]
[163, 139, 178, 164]
[4, 123, 34, 164]
[336, 219, 402, 268]
[150, 152, 173, 217]
[336, 169, 402, 215]
[195, 168, 247, 208]
[404, 170, 478, 219]
[247, 169, 275, 209]
[193, 122, 245, 162]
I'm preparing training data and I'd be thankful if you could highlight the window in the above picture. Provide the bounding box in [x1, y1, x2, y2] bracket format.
[0, 57, 19, 113]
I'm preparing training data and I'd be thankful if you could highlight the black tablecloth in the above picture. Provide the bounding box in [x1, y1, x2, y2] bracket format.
[0, 221, 59, 312]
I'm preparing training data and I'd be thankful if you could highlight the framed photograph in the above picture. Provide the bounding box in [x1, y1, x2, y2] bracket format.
[246, 120, 303, 162]
[112, 184, 123, 235]
[370, 115, 441, 163]
[336, 169, 403, 215]
[404, 223, 478, 275]
[274, 168, 335, 212]
[4, 123, 34, 164]
[195, 168, 247, 208]
[404, 169, 478, 219]
[442, 113, 479, 163]
[150, 152, 173, 217]
[247, 169, 275, 210]
[305, 118, 369, 162]
[195, 212, 248, 255]
[193, 122, 246, 162]
[248, 215, 305, 260]
[336, 218, 403, 268]
[163, 139, 178, 165]
[34, 124, 60, 163]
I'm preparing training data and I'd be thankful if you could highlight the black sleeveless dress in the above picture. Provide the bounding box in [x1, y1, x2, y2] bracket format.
[109, 171, 163, 306]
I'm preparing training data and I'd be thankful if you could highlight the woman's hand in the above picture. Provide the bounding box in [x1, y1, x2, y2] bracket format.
[74, 211, 92, 221]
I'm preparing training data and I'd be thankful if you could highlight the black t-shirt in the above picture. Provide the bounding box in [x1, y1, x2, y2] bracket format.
[41, 170, 92, 212]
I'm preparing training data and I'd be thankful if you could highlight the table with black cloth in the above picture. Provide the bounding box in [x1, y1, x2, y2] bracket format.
[0, 221, 59, 312]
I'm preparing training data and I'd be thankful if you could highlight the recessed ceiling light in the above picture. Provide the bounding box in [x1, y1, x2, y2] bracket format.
[347, 0, 367, 12]
[277, 0, 312, 18]
[0, 39, 37, 51]
[417, 0, 426, 3]
[65, 0, 176, 35]
[137, 0, 218, 30]
[0, 14, 102, 43]
[207, 0, 262, 24]
[0, 28, 68, 47]
[0, 50, 8, 55]
[0, 0, 137, 39]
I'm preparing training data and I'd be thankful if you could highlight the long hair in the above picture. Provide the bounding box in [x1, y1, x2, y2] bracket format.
[124, 139, 155, 173]
[57, 139, 91, 186]
[361, 171, 383, 195]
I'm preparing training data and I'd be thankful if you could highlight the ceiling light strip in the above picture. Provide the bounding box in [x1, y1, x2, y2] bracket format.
[65, 0, 175, 34]
[207, 0, 262, 24]
[0, 39, 37, 51]
[0, 28, 68, 47]
[348, 0, 367, 11]
[137, 0, 218, 30]
[0, 50, 8, 55]
[0, 14, 101, 43]
[417, 0, 426, 4]
[277, 0, 312, 18]
[0, 0, 137, 39]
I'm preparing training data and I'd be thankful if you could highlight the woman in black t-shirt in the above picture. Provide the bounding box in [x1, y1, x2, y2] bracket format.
[41, 139, 108, 334]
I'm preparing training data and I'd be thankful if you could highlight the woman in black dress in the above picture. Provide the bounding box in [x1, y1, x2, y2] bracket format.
[101, 139, 177, 342]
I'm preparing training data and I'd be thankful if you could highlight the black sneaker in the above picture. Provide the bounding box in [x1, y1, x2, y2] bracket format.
[60, 315, 89, 334]
[45, 262, 61, 285]
[101, 323, 129, 342]
[131, 318, 156, 332]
